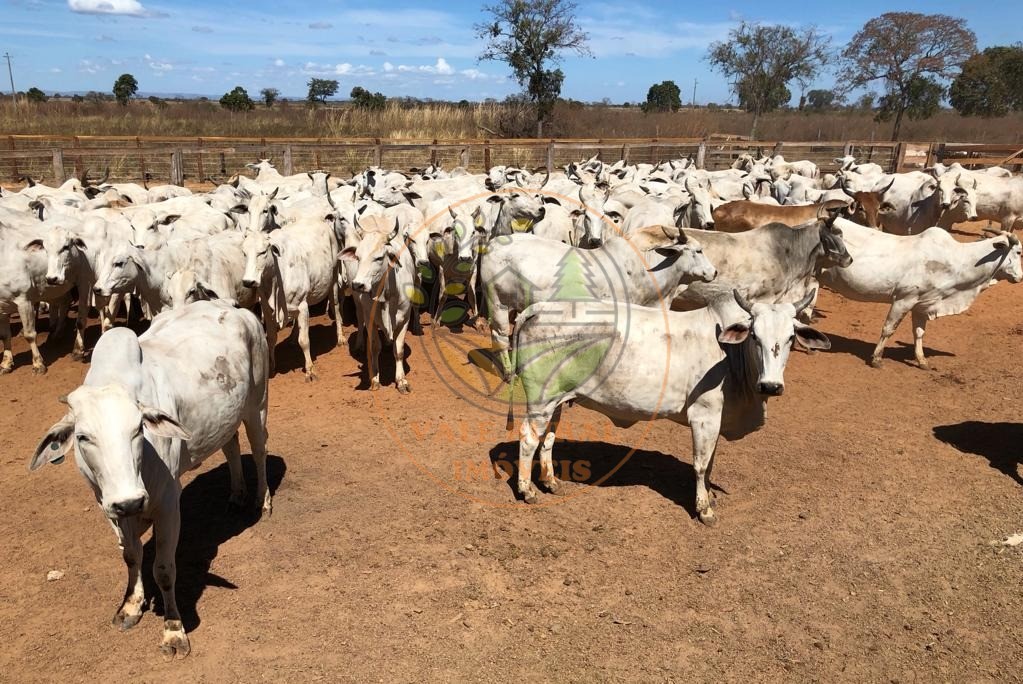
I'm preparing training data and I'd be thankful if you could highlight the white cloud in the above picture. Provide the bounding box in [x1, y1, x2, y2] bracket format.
[144, 54, 173, 72]
[78, 59, 103, 74]
[302, 61, 376, 77]
[50, 67, 63, 74]
[383, 62, 394, 72]
[68, 0, 148, 17]
[396, 58, 454, 75]
[274, 58, 285, 67]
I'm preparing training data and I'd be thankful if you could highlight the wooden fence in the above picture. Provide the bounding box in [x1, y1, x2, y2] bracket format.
[0, 135, 1003, 186]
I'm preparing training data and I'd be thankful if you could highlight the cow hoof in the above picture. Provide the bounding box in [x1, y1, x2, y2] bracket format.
[698, 509, 718, 527]
[113, 608, 143, 631]
[227, 492, 246, 511]
[396, 380, 411, 394]
[32, 364, 47, 376]
[71, 350, 86, 362]
[917, 360, 931, 371]
[160, 621, 190, 659]
[0, 366, 12, 375]
[261, 497, 273, 517]
[519, 484, 540, 504]
[305, 371, 318, 383]
[869, 357, 883, 369]
[370, 380, 381, 391]
[542, 477, 562, 495]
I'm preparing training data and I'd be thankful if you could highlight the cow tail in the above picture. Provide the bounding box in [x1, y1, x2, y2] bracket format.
[505, 304, 539, 431]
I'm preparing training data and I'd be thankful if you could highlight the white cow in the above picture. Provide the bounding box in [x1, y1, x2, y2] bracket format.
[508, 288, 829, 521]
[31, 300, 271, 658]
[819, 218, 1023, 368]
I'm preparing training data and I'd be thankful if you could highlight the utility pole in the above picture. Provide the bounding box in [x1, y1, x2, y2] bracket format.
[692, 78, 698, 108]
[3, 52, 15, 104]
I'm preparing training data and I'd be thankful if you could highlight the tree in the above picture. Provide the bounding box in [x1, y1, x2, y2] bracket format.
[25, 87, 47, 103]
[949, 45, 1023, 117]
[260, 87, 280, 108]
[854, 92, 877, 111]
[707, 22, 830, 139]
[219, 86, 255, 112]
[839, 12, 976, 140]
[876, 75, 943, 124]
[642, 80, 682, 113]
[805, 89, 842, 111]
[476, 0, 591, 137]
[350, 86, 386, 110]
[307, 78, 339, 105]
[112, 73, 139, 106]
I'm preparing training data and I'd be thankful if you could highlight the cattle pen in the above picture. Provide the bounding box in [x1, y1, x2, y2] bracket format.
[1, 135, 1020, 185]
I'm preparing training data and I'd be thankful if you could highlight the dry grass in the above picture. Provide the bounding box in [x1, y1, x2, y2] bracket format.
[2, 99, 1022, 143]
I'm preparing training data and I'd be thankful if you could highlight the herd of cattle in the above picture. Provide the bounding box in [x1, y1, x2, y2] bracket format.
[4, 150, 1022, 658]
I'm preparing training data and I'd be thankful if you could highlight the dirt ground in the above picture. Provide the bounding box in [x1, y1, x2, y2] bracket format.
[1, 225, 1022, 683]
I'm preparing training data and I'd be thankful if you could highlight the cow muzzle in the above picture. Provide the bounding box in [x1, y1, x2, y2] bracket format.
[46, 275, 63, 286]
[757, 381, 784, 396]
[108, 493, 147, 518]
[242, 279, 258, 289]
[352, 280, 371, 293]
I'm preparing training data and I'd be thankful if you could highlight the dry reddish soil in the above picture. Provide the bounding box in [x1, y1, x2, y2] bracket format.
[1, 224, 1022, 683]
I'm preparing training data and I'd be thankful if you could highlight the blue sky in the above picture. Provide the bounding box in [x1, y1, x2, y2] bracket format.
[2, 1, 1021, 102]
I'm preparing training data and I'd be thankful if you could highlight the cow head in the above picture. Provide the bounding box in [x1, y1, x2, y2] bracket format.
[31, 384, 190, 520]
[636, 226, 718, 286]
[241, 230, 279, 289]
[680, 177, 716, 229]
[488, 191, 547, 237]
[247, 188, 281, 232]
[338, 216, 401, 294]
[439, 206, 485, 266]
[93, 245, 143, 298]
[570, 184, 610, 248]
[983, 230, 1023, 284]
[937, 173, 979, 221]
[719, 289, 831, 396]
[43, 227, 87, 287]
[841, 177, 895, 228]
[814, 215, 853, 268]
[166, 267, 222, 309]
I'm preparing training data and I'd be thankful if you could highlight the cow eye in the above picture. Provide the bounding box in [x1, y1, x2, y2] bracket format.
[374, 255, 385, 262]
[114, 260, 125, 268]
[257, 249, 268, 256]
[76, 434, 90, 444]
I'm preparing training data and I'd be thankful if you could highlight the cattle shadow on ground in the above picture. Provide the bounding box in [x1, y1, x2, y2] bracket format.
[933, 422, 1023, 487]
[824, 331, 954, 367]
[142, 454, 286, 632]
[489, 440, 715, 519]
[344, 333, 412, 390]
[272, 323, 343, 376]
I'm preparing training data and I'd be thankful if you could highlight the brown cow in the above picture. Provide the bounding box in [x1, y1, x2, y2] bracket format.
[840, 177, 895, 228]
[712, 199, 851, 233]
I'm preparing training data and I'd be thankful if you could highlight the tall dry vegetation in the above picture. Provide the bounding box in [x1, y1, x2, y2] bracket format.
[1, 99, 1021, 142]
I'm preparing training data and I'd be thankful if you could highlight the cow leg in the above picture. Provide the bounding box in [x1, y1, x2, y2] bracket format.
[432, 271, 448, 325]
[870, 301, 911, 368]
[331, 282, 346, 347]
[366, 322, 381, 391]
[298, 300, 316, 382]
[153, 503, 189, 659]
[72, 287, 90, 361]
[911, 309, 931, 370]
[467, 270, 485, 331]
[393, 319, 411, 394]
[243, 407, 272, 516]
[489, 305, 513, 381]
[51, 297, 69, 338]
[351, 298, 366, 354]
[690, 411, 723, 526]
[0, 314, 12, 374]
[260, 299, 278, 376]
[538, 405, 564, 494]
[111, 518, 145, 630]
[17, 298, 46, 375]
[517, 411, 551, 504]
[223, 432, 246, 508]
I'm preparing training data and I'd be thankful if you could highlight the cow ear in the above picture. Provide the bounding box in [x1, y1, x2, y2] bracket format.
[196, 283, 220, 300]
[270, 243, 282, 257]
[718, 322, 750, 345]
[795, 324, 831, 351]
[339, 246, 358, 262]
[72, 237, 88, 250]
[141, 407, 191, 441]
[160, 214, 181, 226]
[24, 239, 44, 252]
[386, 246, 401, 267]
[230, 204, 248, 214]
[487, 195, 503, 204]
[541, 196, 561, 206]
[991, 237, 1010, 250]
[879, 202, 896, 214]
[30, 414, 75, 471]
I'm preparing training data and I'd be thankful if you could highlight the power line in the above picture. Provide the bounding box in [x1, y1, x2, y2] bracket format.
[3, 52, 15, 104]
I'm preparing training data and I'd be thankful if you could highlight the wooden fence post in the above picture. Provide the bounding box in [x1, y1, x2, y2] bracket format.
[170, 150, 184, 185]
[459, 146, 469, 169]
[695, 141, 706, 170]
[195, 137, 204, 181]
[51, 148, 66, 184]
[483, 141, 492, 171]
[622, 144, 630, 165]
[773, 141, 784, 157]
[430, 139, 438, 166]
[283, 145, 293, 175]
[843, 142, 853, 158]
[546, 140, 555, 171]
[893, 143, 906, 173]
[8, 135, 18, 181]
[373, 139, 382, 167]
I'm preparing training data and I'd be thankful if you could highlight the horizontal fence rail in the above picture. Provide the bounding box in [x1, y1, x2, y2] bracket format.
[0, 135, 1010, 186]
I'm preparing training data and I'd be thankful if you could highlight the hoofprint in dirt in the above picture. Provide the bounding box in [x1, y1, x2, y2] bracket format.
[1, 262, 1022, 680]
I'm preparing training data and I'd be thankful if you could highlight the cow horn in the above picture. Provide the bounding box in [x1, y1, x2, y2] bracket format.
[793, 288, 816, 314]
[98, 167, 110, 185]
[878, 178, 895, 195]
[839, 177, 856, 198]
[733, 289, 754, 315]
[325, 176, 337, 210]
[540, 167, 551, 188]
